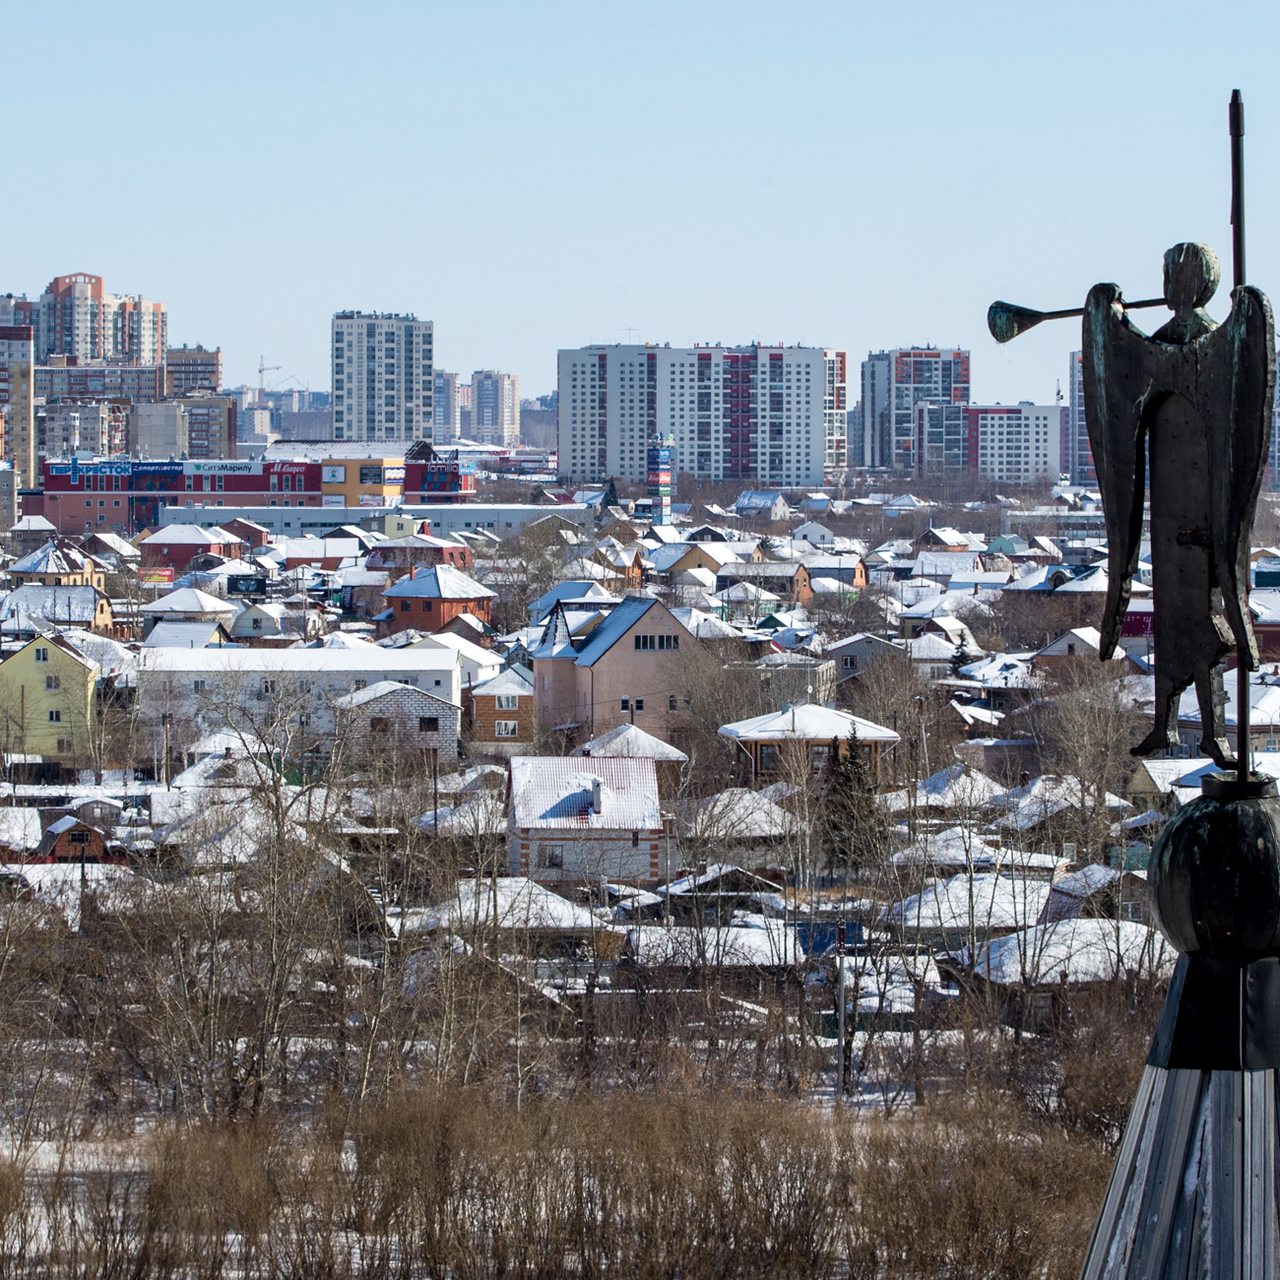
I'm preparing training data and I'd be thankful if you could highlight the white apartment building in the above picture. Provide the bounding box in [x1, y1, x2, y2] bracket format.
[331, 311, 433, 443]
[0, 324, 35, 488]
[433, 370, 462, 443]
[557, 344, 826, 486]
[972, 403, 1062, 484]
[471, 370, 519, 447]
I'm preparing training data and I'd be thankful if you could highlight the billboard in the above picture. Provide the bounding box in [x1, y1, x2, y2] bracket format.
[322, 465, 346, 483]
[646, 440, 673, 525]
[322, 495, 345, 507]
[139, 567, 174, 585]
[226, 575, 267, 596]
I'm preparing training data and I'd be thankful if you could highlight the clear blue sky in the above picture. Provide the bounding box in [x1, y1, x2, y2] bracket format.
[8, 1, 1280, 406]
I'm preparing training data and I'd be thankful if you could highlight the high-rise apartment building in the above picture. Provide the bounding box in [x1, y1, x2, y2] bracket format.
[41, 402, 110, 459]
[557, 344, 826, 486]
[0, 326, 36, 487]
[1066, 352, 1097, 485]
[34, 359, 163, 403]
[967, 404, 1062, 484]
[165, 345, 222, 396]
[822, 350, 848, 472]
[174, 395, 236, 459]
[331, 312, 433, 442]
[471, 370, 519, 447]
[2, 274, 167, 365]
[432, 370, 462, 443]
[859, 347, 970, 471]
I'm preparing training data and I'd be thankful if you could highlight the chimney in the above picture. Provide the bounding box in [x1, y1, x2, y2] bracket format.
[591, 777, 603, 815]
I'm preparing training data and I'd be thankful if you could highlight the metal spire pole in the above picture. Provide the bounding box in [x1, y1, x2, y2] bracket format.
[1232, 89, 1251, 782]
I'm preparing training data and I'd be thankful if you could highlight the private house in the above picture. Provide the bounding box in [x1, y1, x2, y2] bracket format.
[717, 703, 900, 782]
[222, 518, 272, 549]
[134, 647, 461, 763]
[333, 680, 460, 766]
[793, 520, 835, 548]
[81, 531, 142, 571]
[9, 539, 107, 591]
[142, 619, 235, 649]
[139, 525, 245, 573]
[590, 546, 645, 591]
[734, 491, 790, 522]
[571, 722, 688, 800]
[715, 561, 813, 606]
[378, 564, 497, 637]
[1033, 626, 1140, 673]
[826, 633, 903, 683]
[139, 587, 238, 638]
[0, 584, 114, 636]
[468, 666, 536, 756]
[230, 602, 326, 644]
[365, 534, 472, 573]
[507, 756, 665, 885]
[530, 595, 705, 746]
[32, 816, 113, 865]
[8, 515, 58, 557]
[527, 581, 621, 624]
[278, 537, 361, 571]
[0, 635, 99, 766]
[335, 568, 389, 618]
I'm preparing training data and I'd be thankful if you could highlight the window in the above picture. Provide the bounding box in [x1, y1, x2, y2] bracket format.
[536, 844, 564, 869]
[759, 744, 779, 771]
[496, 694, 519, 710]
[496, 720, 518, 737]
[262, 679, 277, 695]
[400, 599, 411, 611]
[419, 716, 439, 733]
[633, 698, 644, 712]
[34, 648, 48, 663]
[252, 617, 262, 630]
[668, 695, 677, 712]
[811, 744, 831, 772]
[842, 654, 857, 670]
[69, 830, 90, 846]
[48, 710, 61, 723]
[45, 675, 60, 690]
[56, 738, 72, 753]
[658, 634, 679, 650]
[370, 717, 390, 734]
[634, 634, 655, 650]
[422, 600, 433, 612]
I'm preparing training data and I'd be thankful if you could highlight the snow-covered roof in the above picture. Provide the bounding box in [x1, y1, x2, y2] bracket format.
[572, 723, 689, 762]
[628, 921, 803, 967]
[142, 620, 231, 649]
[964, 918, 1173, 986]
[990, 775, 1132, 832]
[408, 876, 606, 932]
[879, 763, 1002, 813]
[332, 679, 458, 710]
[881, 872, 1052, 934]
[141, 525, 236, 545]
[383, 564, 497, 600]
[0, 584, 102, 627]
[686, 789, 797, 839]
[470, 666, 534, 700]
[509, 757, 660, 830]
[718, 703, 899, 744]
[140, 587, 236, 616]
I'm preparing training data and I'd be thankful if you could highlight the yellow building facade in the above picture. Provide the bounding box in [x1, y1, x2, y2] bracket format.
[0, 636, 97, 763]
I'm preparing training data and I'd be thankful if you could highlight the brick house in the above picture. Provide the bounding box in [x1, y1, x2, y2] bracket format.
[366, 534, 473, 573]
[378, 564, 497, 637]
[714, 560, 813, 606]
[530, 595, 706, 747]
[508, 756, 665, 885]
[222, 518, 272, 550]
[468, 666, 535, 756]
[139, 524, 245, 573]
[333, 680, 460, 766]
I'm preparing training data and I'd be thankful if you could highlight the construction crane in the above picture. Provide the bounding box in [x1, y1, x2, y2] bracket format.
[258, 356, 282, 403]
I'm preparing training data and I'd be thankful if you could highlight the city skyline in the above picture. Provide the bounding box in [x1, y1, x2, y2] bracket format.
[6, 2, 1280, 407]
